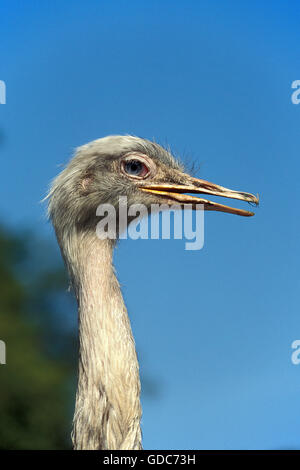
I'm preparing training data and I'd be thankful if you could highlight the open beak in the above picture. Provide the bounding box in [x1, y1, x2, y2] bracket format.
[140, 176, 259, 216]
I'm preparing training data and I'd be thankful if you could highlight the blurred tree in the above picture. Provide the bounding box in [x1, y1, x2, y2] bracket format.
[0, 225, 74, 449]
[0, 223, 159, 449]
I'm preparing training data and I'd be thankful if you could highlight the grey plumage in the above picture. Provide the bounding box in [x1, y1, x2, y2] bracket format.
[46, 135, 258, 449]
[47, 136, 184, 450]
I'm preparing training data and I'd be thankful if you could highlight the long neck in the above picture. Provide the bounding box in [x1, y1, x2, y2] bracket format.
[63, 231, 142, 450]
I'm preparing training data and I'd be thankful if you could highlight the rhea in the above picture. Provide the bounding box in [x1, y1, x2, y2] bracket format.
[47, 135, 258, 450]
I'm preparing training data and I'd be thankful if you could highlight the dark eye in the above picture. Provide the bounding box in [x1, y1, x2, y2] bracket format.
[123, 159, 149, 178]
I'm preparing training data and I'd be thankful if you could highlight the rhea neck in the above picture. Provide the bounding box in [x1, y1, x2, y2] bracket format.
[59, 227, 142, 450]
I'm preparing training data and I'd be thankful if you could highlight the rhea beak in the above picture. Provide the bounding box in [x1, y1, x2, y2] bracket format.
[140, 176, 259, 216]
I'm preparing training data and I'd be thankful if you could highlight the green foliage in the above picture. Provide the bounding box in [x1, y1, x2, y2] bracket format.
[0, 225, 75, 449]
[0, 224, 158, 449]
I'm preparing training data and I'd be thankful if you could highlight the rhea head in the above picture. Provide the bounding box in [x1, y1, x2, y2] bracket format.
[48, 135, 258, 245]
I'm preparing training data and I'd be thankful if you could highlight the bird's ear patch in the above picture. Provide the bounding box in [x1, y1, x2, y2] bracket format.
[79, 173, 94, 195]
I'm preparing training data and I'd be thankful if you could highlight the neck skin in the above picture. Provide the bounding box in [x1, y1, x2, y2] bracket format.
[62, 230, 142, 450]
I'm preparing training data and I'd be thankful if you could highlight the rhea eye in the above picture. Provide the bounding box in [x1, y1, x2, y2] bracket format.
[123, 159, 149, 178]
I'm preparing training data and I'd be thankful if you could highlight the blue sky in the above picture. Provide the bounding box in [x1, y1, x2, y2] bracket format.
[1, 0, 300, 449]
